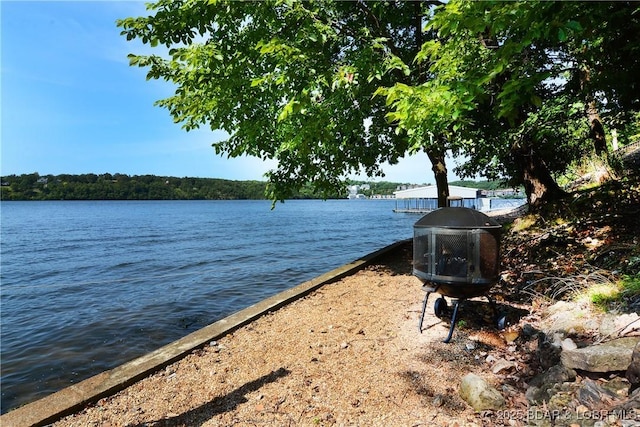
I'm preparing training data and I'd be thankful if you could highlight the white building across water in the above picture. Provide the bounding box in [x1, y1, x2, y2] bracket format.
[393, 185, 525, 213]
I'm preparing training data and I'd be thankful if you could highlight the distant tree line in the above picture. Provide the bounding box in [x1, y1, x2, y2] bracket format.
[0, 173, 269, 201]
[0, 173, 511, 201]
[0, 173, 387, 201]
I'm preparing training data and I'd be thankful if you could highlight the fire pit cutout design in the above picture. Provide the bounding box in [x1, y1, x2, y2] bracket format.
[413, 207, 505, 342]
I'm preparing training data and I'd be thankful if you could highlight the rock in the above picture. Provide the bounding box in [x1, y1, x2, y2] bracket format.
[614, 387, 640, 411]
[600, 312, 640, 337]
[537, 332, 562, 369]
[501, 383, 519, 396]
[551, 332, 565, 347]
[541, 301, 600, 334]
[459, 373, 505, 411]
[521, 323, 538, 339]
[561, 337, 640, 373]
[525, 386, 546, 405]
[630, 340, 640, 361]
[601, 376, 633, 397]
[491, 358, 517, 374]
[527, 381, 581, 411]
[548, 386, 577, 411]
[526, 365, 577, 404]
[545, 300, 573, 316]
[561, 338, 577, 351]
[432, 394, 444, 407]
[577, 378, 620, 410]
[529, 364, 577, 388]
[626, 341, 640, 391]
[599, 314, 617, 337]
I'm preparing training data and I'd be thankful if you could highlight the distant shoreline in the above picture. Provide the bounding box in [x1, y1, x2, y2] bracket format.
[0, 173, 515, 202]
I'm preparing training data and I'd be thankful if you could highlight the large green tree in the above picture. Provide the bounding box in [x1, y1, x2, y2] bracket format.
[119, 1, 639, 209]
[380, 0, 639, 208]
[118, 0, 454, 205]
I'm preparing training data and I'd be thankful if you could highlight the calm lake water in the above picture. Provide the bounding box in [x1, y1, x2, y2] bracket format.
[0, 199, 418, 413]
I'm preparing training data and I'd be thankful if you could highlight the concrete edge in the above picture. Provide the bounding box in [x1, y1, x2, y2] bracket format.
[1, 239, 411, 427]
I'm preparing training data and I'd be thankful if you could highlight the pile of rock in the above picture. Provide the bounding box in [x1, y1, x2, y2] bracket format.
[458, 300, 639, 426]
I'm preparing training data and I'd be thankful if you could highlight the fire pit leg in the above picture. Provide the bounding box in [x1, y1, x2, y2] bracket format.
[487, 295, 498, 316]
[443, 300, 462, 343]
[418, 291, 432, 333]
[486, 296, 507, 330]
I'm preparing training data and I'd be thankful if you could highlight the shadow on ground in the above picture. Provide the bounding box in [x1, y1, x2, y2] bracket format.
[130, 368, 290, 427]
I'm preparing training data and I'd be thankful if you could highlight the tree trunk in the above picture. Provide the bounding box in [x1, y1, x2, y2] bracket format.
[580, 67, 607, 156]
[427, 149, 449, 208]
[415, 4, 451, 208]
[587, 100, 607, 156]
[512, 144, 566, 209]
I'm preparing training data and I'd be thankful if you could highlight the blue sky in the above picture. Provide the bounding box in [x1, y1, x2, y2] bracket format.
[1, 1, 456, 184]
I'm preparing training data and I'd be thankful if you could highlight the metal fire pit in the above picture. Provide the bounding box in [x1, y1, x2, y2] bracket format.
[413, 207, 504, 342]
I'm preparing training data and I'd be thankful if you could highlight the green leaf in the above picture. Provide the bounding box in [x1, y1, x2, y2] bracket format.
[531, 95, 543, 108]
[278, 98, 299, 122]
[566, 20, 582, 32]
[558, 28, 567, 42]
[251, 77, 266, 87]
